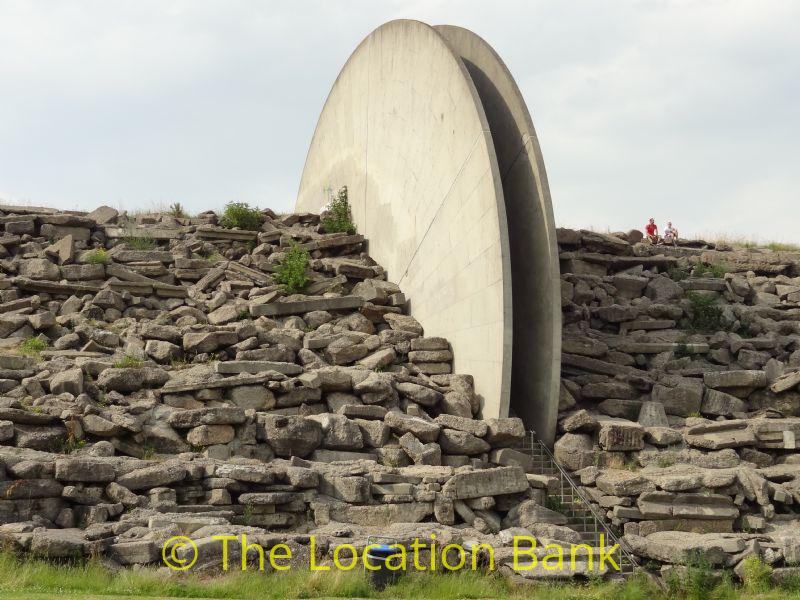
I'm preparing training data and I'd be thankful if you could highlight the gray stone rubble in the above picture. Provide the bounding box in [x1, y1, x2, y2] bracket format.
[0, 205, 551, 574]
[1, 207, 798, 582]
[557, 228, 800, 580]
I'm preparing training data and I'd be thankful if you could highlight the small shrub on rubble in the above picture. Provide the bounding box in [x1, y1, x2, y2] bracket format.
[220, 201, 263, 231]
[321, 186, 356, 235]
[274, 242, 310, 294]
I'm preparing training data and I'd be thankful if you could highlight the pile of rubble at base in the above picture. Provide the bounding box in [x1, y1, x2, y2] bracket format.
[557, 228, 800, 578]
[0, 204, 568, 574]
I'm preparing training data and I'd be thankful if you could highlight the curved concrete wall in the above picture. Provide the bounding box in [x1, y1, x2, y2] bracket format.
[435, 25, 561, 445]
[296, 19, 560, 442]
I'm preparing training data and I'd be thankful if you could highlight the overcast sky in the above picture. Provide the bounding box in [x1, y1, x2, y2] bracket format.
[1, 1, 798, 243]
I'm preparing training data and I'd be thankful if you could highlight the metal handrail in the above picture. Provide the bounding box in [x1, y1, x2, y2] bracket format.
[528, 431, 639, 571]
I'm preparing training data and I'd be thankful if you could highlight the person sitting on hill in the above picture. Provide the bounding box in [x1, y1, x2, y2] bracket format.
[663, 221, 679, 246]
[645, 218, 660, 244]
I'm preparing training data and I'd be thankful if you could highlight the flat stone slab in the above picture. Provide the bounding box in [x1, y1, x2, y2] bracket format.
[160, 372, 278, 394]
[196, 225, 259, 241]
[770, 370, 800, 394]
[107, 280, 153, 295]
[14, 277, 101, 295]
[40, 350, 108, 359]
[104, 226, 182, 240]
[615, 342, 709, 354]
[215, 361, 302, 376]
[227, 261, 273, 284]
[298, 234, 365, 251]
[112, 250, 174, 264]
[249, 295, 364, 317]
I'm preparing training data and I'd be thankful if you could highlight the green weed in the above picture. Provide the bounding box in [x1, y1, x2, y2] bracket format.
[123, 232, 156, 250]
[19, 337, 49, 356]
[169, 202, 189, 218]
[113, 355, 144, 368]
[274, 242, 310, 294]
[220, 201, 262, 231]
[693, 263, 727, 278]
[322, 185, 356, 235]
[685, 292, 724, 332]
[85, 248, 110, 265]
[740, 556, 772, 593]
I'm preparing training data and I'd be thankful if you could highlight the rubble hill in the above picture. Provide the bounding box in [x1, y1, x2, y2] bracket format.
[556, 228, 800, 575]
[0, 203, 555, 571]
[1, 202, 799, 582]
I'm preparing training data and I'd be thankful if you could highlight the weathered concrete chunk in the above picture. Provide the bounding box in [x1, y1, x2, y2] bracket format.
[399, 432, 441, 465]
[55, 458, 115, 482]
[19, 258, 60, 281]
[182, 331, 238, 353]
[438, 429, 490, 455]
[215, 463, 274, 484]
[116, 463, 186, 490]
[703, 370, 767, 390]
[250, 296, 364, 317]
[384, 412, 441, 443]
[215, 360, 302, 376]
[141, 340, 180, 364]
[554, 433, 595, 471]
[0, 419, 13, 442]
[108, 540, 159, 565]
[87, 205, 118, 224]
[186, 425, 235, 446]
[701, 389, 747, 417]
[598, 420, 644, 451]
[652, 377, 703, 417]
[307, 413, 364, 450]
[441, 466, 529, 499]
[0, 478, 63, 499]
[395, 382, 443, 407]
[685, 420, 756, 449]
[45, 234, 74, 264]
[30, 529, 87, 558]
[168, 407, 246, 428]
[638, 401, 670, 427]
[97, 367, 169, 392]
[484, 418, 525, 447]
[258, 414, 322, 458]
[238, 492, 303, 505]
[105, 482, 140, 506]
[383, 312, 423, 335]
[434, 413, 487, 437]
[49, 368, 84, 396]
[596, 469, 655, 496]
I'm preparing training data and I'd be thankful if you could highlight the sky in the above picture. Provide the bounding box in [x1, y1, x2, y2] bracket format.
[1, 1, 798, 243]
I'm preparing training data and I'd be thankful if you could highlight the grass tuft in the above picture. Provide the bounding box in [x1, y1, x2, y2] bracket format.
[85, 248, 110, 265]
[169, 202, 189, 219]
[113, 355, 144, 368]
[693, 263, 727, 278]
[19, 337, 49, 356]
[123, 231, 156, 250]
[220, 201, 262, 231]
[2, 547, 800, 599]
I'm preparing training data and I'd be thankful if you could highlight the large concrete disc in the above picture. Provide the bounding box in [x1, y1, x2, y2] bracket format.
[435, 25, 561, 445]
[296, 20, 514, 420]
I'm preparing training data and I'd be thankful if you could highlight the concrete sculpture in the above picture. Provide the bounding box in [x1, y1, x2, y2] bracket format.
[296, 20, 560, 443]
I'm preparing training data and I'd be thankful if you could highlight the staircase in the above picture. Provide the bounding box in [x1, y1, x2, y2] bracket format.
[520, 432, 638, 576]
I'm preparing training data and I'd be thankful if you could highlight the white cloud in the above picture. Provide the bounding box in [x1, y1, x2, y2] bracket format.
[0, 0, 797, 241]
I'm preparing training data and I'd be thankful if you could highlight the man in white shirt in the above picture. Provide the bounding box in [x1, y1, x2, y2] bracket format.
[663, 222, 679, 246]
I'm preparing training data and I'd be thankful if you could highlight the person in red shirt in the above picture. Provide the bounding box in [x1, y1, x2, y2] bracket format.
[645, 218, 660, 244]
